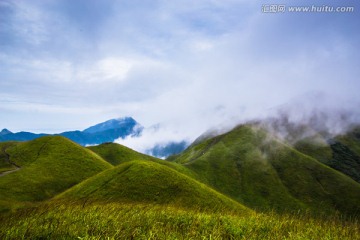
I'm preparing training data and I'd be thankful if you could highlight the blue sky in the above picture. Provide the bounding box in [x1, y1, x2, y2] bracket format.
[1, 0, 360, 147]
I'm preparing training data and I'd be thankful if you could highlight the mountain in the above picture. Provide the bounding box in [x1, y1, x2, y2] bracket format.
[0, 118, 189, 157]
[259, 114, 360, 184]
[0, 130, 47, 142]
[0, 117, 141, 146]
[0, 129, 12, 136]
[0, 136, 112, 212]
[169, 124, 360, 215]
[83, 117, 141, 134]
[146, 140, 188, 158]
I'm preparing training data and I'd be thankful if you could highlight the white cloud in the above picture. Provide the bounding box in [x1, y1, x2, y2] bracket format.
[75, 57, 135, 83]
[116, 124, 191, 154]
[98, 58, 132, 81]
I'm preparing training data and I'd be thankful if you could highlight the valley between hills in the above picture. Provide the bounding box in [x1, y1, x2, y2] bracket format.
[0, 121, 360, 239]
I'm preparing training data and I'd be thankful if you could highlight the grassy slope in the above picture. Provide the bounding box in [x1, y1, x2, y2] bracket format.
[56, 160, 250, 214]
[293, 137, 333, 165]
[171, 125, 360, 215]
[0, 136, 112, 212]
[1, 202, 359, 240]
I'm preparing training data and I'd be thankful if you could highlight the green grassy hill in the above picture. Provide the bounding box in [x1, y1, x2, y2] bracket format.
[87, 142, 156, 166]
[170, 124, 360, 215]
[56, 160, 250, 214]
[88, 142, 201, 181]
[0, 136, 112, 212]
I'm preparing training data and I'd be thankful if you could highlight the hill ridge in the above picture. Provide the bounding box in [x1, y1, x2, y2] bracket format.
[170, 124, 360, 215]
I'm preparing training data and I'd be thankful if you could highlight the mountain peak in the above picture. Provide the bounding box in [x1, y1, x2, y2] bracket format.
[0, 128, 12, 136]
[83, 117, 138, 134]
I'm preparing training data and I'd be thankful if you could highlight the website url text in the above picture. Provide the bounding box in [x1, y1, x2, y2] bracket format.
[262, 5, 355, 13]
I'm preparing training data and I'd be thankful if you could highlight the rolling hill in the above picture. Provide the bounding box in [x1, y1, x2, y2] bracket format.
[0, 136, 112, 212]
[87, 142, 156, 166]
[55, 160, 250, 214]
[169, 124, 360, 215]
[87, 142, 200, 180]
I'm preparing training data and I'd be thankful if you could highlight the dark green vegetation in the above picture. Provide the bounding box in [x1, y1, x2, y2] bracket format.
[294, 127, 360, 183]
[0, 142, 19, 173]
[1, 123, 360, 239]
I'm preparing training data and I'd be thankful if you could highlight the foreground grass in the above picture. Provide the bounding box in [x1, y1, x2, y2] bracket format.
[1, 202, 359, 240]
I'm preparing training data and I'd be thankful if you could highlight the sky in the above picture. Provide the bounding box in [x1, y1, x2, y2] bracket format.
[1, 0, 360, 149]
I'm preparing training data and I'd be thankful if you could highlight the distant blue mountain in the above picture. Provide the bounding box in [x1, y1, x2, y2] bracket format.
[83, 117, 140, 134]
[0, 129, 12, 136]
[146, 141, 188, 159]
[0, 117, 141, 146]
[0, 117, 188, 157]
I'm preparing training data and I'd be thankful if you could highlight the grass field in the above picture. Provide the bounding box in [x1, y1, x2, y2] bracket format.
[1, 202, 359, 240]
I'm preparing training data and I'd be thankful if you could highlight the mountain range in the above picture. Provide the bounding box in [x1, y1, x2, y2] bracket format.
[0, 117, 187, 158]
[1, 119, 360, 238]
[0, 117, 140, 145]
